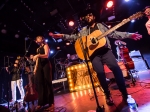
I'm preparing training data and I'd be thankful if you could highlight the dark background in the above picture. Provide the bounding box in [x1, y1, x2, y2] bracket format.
[0, 0, 150, 102]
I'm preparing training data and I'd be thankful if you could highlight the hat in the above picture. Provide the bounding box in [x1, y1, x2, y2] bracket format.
[79, 9, 99, 21]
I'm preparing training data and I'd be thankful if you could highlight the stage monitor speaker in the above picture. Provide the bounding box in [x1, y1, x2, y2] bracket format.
[132, 57, 148, 71]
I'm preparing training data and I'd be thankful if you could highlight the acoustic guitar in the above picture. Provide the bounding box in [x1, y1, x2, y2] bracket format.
[75, 12, 144, 60]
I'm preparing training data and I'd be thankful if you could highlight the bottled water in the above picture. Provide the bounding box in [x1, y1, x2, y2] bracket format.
[127, 95, 138, 112]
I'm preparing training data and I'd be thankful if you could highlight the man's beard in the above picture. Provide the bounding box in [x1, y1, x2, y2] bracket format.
[85, 19, 95, 26]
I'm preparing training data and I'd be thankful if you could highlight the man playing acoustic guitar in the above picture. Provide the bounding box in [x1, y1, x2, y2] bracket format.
[49, 9, 142, 106]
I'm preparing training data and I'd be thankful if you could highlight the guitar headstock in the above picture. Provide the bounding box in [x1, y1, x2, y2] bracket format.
[129, 11, 144, 20]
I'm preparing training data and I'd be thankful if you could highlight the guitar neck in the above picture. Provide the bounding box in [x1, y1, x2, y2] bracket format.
[97, 18, 130, 40]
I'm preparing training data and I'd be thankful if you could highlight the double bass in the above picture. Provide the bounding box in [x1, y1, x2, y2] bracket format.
[119, 44, 135, 70]
[24, 66, 38, 102]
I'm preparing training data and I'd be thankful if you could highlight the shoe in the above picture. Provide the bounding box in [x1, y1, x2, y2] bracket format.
[105, 95, 114, 106]
[44, 104, 54, 111]
[35, 105, 43, 111]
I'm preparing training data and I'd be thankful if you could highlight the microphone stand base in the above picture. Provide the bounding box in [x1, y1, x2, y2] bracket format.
[96, 105, 104, 112]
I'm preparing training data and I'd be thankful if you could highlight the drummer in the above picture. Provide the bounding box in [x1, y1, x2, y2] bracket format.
[67, 54, 72, 62]
[67, 54, 78, 62]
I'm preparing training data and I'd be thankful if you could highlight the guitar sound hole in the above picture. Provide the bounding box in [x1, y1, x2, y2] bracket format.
[91, 38, 96, 44]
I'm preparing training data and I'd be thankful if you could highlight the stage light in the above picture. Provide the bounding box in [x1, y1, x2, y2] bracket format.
[67, 16, 75, 27]
[57, 46, 60, 49]
[66, 42, 70, 45]
[131, 20, 135, 23]
[106, 1, 114, 8]
[15, 34, 19, 38]
[45, 39, 48, 42]
[1, 29, 7, 34]
[125, 0, 130, 2]
[50, 51, 53, 54]
[108, 25, 111, 28]
[68, 20, 74, 26]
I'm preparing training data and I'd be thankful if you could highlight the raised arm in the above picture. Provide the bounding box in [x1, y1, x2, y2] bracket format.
[100, 23, 142, 40]
[49, 32, 80, 41]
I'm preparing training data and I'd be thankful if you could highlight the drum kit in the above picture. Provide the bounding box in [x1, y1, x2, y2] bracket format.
[54, 54, 82, 79]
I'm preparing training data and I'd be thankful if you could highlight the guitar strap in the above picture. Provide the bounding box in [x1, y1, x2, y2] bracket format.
[84, 28, 91, 59]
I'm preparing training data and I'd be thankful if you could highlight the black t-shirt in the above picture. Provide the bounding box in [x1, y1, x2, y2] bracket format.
[89, 23, 98, 34]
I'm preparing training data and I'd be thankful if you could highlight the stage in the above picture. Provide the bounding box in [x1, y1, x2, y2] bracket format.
[53, 70, 150, 112]
[1, 69, 150, 112]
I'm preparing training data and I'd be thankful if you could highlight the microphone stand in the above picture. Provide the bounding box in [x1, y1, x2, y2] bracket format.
[52, 50, 61, 80]
[6, 56, 10, 109]
[24, 37, 34, 56]
[77, 33, 104, 112]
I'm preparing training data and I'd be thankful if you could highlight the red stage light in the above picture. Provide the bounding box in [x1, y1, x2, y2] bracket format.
[107, 1, 114, 8]
[68, 21, 74, 26]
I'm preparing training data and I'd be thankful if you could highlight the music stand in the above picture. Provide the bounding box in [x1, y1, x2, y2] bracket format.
[77, 36, 104, 112]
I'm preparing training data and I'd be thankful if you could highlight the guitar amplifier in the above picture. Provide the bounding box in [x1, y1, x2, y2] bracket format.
[132, 57, 148, 71]
[129, 50, 148, 71]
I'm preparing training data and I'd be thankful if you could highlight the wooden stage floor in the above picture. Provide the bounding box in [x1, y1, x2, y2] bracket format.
[1, 70, 150, 112]
[53, 70, 150, 112]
